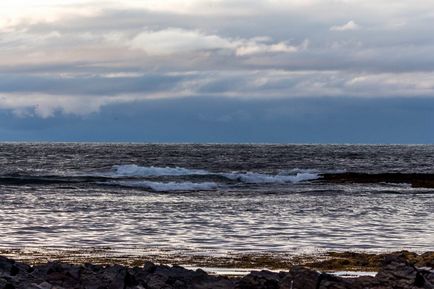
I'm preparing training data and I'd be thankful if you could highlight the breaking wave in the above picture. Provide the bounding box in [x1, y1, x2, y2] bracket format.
[222, 171, 320, 184]
[110, 165, 321, 184]
[3, 164, 434, 190]
[0, 165, 321, 191]
[111, 165, 209, 177]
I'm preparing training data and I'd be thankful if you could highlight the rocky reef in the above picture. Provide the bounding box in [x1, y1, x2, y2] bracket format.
[1, 253, 433, 289]
[321, 172, 434, 188]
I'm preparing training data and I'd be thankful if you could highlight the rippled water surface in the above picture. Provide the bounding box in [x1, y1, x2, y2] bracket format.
[0, 143, 433, 256]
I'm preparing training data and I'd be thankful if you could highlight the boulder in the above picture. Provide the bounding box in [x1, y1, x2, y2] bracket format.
[0, 254, 433, 289]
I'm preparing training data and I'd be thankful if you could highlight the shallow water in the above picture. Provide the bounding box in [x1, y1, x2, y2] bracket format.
[0, 143, 433, 257]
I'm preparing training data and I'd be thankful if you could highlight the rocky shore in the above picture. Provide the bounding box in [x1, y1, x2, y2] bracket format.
[1, 252, 434, 289]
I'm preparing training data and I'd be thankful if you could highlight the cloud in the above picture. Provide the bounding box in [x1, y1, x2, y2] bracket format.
[129, 28, 233, 55]
[128, 28, 303, 56]
[235, 40, 307, 56]
[1, 0, 434, 119]
[330, 20, 360, 31]
[0, 93, 100, 118]
[2, 96, 434, 143]
[0, 92, 184, 118]
[0, 73, 188, 95]
[3, 69, 434, 118]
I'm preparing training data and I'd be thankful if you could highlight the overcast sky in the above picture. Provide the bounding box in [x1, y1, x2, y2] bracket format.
[1, 0, 433, 143]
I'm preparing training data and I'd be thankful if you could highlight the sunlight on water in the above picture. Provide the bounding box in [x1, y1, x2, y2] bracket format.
[0, 143, 433, 257]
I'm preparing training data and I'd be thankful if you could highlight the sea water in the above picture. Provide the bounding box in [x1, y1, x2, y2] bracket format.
[0, 143, 433, 258]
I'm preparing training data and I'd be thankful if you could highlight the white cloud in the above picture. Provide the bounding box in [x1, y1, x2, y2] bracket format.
[235, 41, 304, 56]
[130, 28, 234, 55]
[0, 93, 104, 118]
[1, 0, 434, 118]
[0, 91, 186, 118]
[330, 20, 360, 31]
[0, 4, 101, 32]
[346, 72, 434, 94]
[128, 28, 303, 56]
[3, 70, 434, 118]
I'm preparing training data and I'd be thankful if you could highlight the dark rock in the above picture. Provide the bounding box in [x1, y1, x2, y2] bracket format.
[0, 277, 13, 289]
[0, 253, 432, 289]
[317, 273, 353, 289]
[103, 264, 128, 289]
[125, 270, 138, 288]
[145, 273, 171, 289]
[236, 270, 280, 289]
[369, 255, 434, 289]
[143, 261, 156, 273]
[289, 266, 321, 289]
[0, 256, 29, 278]
[0, 256, 14, 270]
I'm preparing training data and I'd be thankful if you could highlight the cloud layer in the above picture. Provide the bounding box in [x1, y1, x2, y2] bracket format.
[1, 0, 434, 117]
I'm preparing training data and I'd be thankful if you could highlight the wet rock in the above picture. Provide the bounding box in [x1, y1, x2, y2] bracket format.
[288, 266, 321, 289]
[0, 256, 29, 278]
[0, 257, 14, 274]
[375, 255, 434, 289]
[103, 265, 128, 289]
[192, 279, 233, 289]
[34, 281, 53, 289]
[0, 277, 14, 289]
[317, 273, 354, 289]
[143, 261, 157, 273]
[145, 273, 171, 289]
[236, 270, 280, 289]
[0, 254, 433, 289]
[142, 264, 234, 289]
[419, 252, 434, 268]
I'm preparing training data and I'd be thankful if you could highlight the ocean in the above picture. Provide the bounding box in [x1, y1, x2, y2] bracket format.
[0, 143, 433, 261]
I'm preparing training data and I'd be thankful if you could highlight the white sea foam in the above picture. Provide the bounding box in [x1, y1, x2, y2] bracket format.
[109, 164, 320, 184]
[112, 164, 209, 177]
[222, 172, 320, 184]
[285, 168, 320, 174]
[112, 180, 218, 191]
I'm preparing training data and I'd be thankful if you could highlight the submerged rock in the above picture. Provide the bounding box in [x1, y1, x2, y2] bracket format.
[0, 254, 433, 289]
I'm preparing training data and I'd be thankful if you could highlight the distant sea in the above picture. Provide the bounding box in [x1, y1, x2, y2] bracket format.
[1, 143, 433, 258]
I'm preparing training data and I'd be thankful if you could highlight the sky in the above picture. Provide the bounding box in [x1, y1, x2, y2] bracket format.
[1, 0, 434, 143]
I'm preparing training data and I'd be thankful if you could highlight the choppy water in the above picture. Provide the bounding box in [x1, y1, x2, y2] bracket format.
[0, 143, 433, 256]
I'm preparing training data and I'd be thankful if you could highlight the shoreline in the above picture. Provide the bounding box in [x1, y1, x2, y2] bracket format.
[1, 248, 432, 275]
[1, 252, 433, 289]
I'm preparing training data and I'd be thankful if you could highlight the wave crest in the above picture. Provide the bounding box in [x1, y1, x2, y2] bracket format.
[222, 172, 320, 184]
[111, 164, 320, 184]
[112, 164, 209, 177]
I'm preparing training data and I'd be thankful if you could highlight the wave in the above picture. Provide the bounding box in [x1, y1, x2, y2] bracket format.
[106, 180, 218, 192]
[110, 165, 321, 184]
[0, 168, 320, 188]
[111, 164, 209, 177]
[222, 172, 320, 184]
[2, 168, 434, 189]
